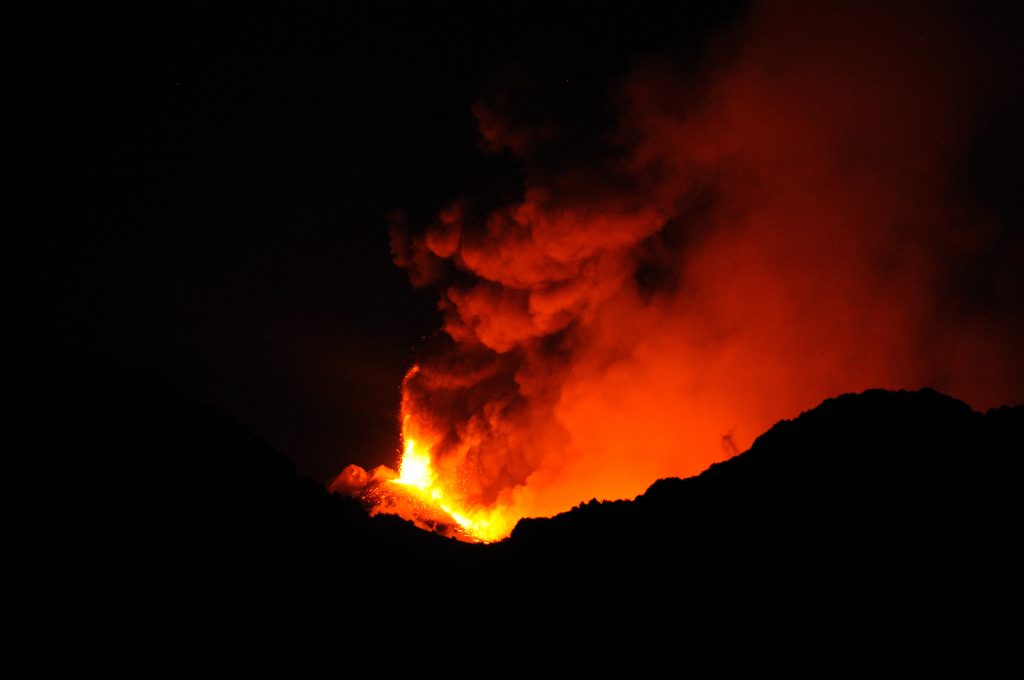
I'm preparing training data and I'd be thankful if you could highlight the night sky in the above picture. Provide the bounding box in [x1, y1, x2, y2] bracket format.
[38, 1, 1022, 485]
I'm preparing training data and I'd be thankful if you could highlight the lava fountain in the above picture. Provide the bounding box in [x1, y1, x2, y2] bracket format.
[331, 366, 518, 542]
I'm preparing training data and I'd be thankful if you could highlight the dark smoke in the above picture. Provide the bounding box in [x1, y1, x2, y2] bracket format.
[387, 0, 1024, 525]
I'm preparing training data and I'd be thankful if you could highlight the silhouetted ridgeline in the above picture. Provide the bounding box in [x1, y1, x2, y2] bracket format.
[44, 374, 1021, 674]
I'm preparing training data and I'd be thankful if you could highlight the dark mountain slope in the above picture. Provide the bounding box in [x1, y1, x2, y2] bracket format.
[500, 389, 1021, 671]
[516, 388, 1019, 548]
[35, 376, 1022, 674]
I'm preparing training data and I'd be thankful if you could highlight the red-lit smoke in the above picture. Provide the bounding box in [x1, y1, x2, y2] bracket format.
[366, 1, 1024, 537]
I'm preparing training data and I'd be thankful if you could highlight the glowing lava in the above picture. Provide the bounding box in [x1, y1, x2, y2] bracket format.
[389, 407, 514, 543]
[394, 436, 434, 490]
[330, 366, 519, 542]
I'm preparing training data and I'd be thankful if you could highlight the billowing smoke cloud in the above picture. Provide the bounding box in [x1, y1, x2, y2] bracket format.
[386, 1, 1024, 527]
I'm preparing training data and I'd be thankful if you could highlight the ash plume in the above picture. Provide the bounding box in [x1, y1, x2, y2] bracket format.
[386, 1, 1024, 527]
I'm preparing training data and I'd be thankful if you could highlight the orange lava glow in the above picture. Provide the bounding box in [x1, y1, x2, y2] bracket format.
[394, 437, 433, 490]
[389, 368, 517, 542]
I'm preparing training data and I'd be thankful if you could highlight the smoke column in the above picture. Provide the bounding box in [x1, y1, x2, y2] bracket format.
[385, 1, 1024, 528]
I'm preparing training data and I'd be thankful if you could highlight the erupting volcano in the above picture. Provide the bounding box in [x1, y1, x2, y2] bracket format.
[333, 367, 519, 541]
[54, 0, 1024, 674]
[332, 0, 1023, 541]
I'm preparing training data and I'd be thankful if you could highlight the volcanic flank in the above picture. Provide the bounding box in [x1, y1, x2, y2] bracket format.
[63, 375, 1022, 673]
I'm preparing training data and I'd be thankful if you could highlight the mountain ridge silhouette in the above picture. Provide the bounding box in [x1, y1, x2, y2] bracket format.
[40, 373, 1022, 674]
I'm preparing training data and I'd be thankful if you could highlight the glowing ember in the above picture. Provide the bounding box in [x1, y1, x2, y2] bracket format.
[327, 365, 517, 543]
[387, 384, 515, 542]
[395, 436, 433, 490]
